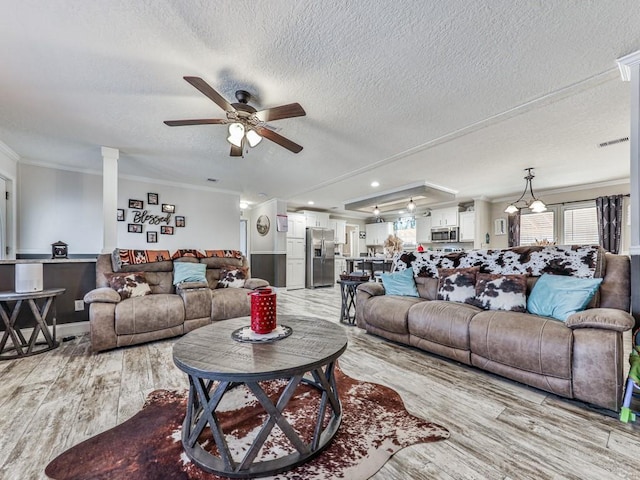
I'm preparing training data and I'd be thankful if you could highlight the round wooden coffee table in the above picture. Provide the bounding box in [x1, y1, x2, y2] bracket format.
[172, 315, 348, 478]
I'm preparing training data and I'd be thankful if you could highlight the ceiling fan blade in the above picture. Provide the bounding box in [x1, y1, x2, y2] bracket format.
[255, 103, 306, 122]
[164, 119, 228, 126]
[255, 126, 303, 153]
[230, 143, 243, 157]
[183, 76, 235, 112]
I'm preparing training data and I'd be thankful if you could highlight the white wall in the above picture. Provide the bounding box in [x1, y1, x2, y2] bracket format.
[18, 164, 103, 255]
[249, 198, 287, 254]
[118, 178, 240, 251]
[17, 164, 241, 255]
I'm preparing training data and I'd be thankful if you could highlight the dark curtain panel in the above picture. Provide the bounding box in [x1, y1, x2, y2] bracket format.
[508, 211, 520, 247]
[596, 195, 623, 253]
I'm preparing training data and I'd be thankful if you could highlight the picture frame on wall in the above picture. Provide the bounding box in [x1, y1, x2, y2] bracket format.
[161, 225, 174, 235]
[147, 193, 158, 205]
[128, 223, 143, 233]
[117, 209, 125, 221]
[495, 218, 507, 235]
[147, 231, 157, 243]
[129, 199, 144, 209]
[162, 203, 175, 213]
[175, 216, 185, 227]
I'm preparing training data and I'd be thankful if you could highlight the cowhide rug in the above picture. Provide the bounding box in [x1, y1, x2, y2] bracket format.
[45, 367, 449, 480]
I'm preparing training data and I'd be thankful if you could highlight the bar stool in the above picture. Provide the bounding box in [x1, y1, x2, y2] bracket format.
[371, 259, 386, 282]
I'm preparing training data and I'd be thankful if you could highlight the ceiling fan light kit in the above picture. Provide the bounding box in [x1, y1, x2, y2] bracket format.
[164, 77, 305, 156]
[504, 167, 547, 214]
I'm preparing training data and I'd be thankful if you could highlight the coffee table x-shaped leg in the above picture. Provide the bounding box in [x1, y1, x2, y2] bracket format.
[181, 361, 342, 478]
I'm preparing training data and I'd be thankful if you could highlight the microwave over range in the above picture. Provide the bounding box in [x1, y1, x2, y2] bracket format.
[431, 227, 459, 243]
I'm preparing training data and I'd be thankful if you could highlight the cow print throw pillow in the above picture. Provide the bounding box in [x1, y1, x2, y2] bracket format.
[473, 273, 527, 312]
[106, 272, 152, 300]
[217, 267, 248, 288]
[437, 267, 479, 304]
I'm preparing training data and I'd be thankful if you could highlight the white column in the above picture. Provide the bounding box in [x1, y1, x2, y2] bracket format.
[101, 146, 119, 254]
[617, 51, 640, 323]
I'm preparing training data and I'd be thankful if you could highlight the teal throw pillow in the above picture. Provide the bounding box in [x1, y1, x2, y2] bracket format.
[173, 262, 207, 285]
[527, 273, 602, 321]
[381, 267, 419, 297]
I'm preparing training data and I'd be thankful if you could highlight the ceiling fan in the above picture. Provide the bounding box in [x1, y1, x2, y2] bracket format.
[164, 76, 306, 156]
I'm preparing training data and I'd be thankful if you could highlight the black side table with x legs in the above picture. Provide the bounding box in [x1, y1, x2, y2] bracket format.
[337, 279, 367, 325]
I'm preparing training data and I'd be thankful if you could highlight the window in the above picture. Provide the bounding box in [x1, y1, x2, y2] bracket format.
[520, 211, 555, 246]
[393, 217, 416, 247]
[519, 201, 600, 247]
[563, 203, 599, 245]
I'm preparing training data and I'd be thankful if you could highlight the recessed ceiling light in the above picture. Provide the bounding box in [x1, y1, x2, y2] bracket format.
[308, 201, 315, 205]
[371, 181, 380, 187]
[207, 178, 219, 183]
[239, 201, 248, 209]
[398, 210, 405, 214]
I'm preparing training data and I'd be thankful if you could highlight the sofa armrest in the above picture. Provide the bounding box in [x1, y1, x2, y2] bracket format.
[177, 285, 212, 321]
[566, 308, 634, 332]
[357, 282, 385, 297]
[175, 281, 209, 292]
[245, 278, 270, 290]
[84, 287, 121, 304]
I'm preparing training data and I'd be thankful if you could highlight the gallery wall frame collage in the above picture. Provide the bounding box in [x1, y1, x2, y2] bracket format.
[117, 192, 186, 243]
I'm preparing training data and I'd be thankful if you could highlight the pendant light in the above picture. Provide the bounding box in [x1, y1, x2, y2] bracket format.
[504, 168, 546, 214]
[407, 198, 416, 212]
[373, 205, 380, 216]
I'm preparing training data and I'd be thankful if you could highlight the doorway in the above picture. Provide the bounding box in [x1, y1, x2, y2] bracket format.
[0, 177, 6, 260]
[345, 224, 359, 258]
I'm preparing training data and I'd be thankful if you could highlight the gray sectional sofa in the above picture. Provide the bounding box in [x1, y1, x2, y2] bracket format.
[356, 245, 634, 411]
[84, 251, 268, 352]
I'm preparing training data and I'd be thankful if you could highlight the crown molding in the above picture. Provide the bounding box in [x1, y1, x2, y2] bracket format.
[617, 50, 640, 81]
[0, 140, 20, 162]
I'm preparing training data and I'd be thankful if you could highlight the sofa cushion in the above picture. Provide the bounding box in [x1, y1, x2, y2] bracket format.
[210, 287, 252, 321]
[437, 267, 478, 304]
[408, 300, 481, 350]
[363, 295, 425, 335]
[527, 273, 602, 321]
[106, 272, 152, 300]
[380, 267, 419, 296]
[469, 310, 573, 379]
[472, 273, 527, 312]
[171, 249, 205, 259]
[115, 293, 185, 335]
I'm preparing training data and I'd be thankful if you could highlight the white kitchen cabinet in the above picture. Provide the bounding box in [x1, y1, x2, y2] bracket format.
[329, 219, 347, 244]
[287, 238, 305, 258]
[430, 207, 460, 227]
[286, 258, 305, 290]
[365, 222, 394, 246]
[300, 210, 329, 229]
[459, 211, 475, 242]
[286, 237, 306, 290]
[286, 213, 306, 238]
[415, 216, 432, 243]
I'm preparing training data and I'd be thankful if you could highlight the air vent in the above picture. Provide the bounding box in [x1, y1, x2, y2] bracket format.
[207, 178, 219, 182]
[598, 137, 629, 148]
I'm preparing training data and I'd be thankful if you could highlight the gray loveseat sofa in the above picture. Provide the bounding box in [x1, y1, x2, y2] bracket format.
[84, 250, 268, 352]
[356, 245, 634, 411]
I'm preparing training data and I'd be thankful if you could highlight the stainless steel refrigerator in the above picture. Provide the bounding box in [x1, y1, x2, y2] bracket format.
[306, 227, 335, 288]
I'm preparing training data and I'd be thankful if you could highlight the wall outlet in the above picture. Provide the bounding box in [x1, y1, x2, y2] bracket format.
[74, 300, 85, 311]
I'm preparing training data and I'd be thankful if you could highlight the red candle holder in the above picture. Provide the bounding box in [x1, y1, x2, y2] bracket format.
[248, 287, 277, 334]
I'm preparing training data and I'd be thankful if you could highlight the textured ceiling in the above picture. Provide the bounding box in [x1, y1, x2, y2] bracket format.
[0, 1, 638, 215]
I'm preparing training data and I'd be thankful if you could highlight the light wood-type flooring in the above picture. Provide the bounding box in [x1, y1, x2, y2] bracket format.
[1, 286, 640, 479]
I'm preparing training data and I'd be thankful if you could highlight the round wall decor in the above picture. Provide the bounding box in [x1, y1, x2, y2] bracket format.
[256, 215, 270, 236]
